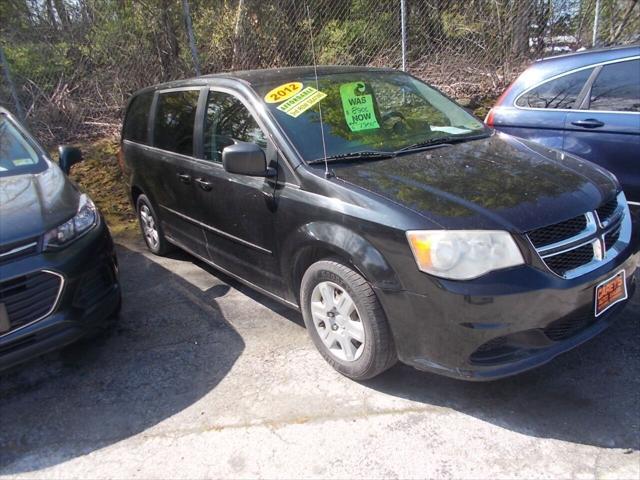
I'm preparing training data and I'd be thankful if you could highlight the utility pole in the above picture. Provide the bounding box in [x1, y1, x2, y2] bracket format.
[400, 0, 407, 71]
[592, 0, 601, 47]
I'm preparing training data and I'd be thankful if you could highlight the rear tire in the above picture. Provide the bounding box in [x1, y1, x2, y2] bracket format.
[136, 194, 172, 255]
[300, 259, 396, 380]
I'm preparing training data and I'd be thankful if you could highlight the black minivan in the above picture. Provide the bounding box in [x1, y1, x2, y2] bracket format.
[0, 108, 121, 371]
[121, 66, 638, 381]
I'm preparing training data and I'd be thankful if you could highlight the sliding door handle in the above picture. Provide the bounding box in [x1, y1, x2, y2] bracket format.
[195, 178, 213, 191]
[177, 173, 192, 184]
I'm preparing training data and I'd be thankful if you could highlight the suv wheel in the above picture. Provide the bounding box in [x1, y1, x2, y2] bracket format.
[136, 194, 171, 255]
[300, 259, 396, 380]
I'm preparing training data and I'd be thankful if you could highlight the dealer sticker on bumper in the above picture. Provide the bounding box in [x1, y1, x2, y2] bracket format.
[595, 270, 627, 317]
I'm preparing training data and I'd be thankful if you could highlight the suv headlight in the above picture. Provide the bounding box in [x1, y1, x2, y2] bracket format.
[406, 230, 524, 280]
[43, 194, 98, 250]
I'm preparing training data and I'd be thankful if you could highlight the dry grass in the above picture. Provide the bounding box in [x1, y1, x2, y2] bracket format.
[57, 137, 138, 238]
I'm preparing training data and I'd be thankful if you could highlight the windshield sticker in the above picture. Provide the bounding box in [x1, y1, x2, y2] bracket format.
[12, 158, 33, 166]
[277, 86, 327, 118]
[339, 82, 380, 132]
[431, 126, 473, 135]
[264, 82, 303, 103]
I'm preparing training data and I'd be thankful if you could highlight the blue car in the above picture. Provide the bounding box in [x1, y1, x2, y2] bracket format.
[486, 45, 640, 208]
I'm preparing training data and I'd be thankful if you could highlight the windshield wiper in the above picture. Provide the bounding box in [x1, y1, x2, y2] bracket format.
[307, 133, 489, 164]
[395, 136, 456, 154]
[307, 150, 396, 165]
[396, 133, 489, 154]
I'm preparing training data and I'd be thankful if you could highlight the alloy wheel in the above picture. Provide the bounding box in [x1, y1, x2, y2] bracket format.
[310, 281, 365, 362]
[139, 204, 159, 250]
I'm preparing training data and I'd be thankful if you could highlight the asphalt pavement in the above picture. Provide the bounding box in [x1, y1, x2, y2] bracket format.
[1, 237, 638, 479]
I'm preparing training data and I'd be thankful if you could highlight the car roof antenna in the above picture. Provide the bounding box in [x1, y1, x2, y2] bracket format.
[305, 3, 331, 179]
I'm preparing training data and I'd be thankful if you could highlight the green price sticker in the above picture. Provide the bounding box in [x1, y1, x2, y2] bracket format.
[340, 82, 380, 132]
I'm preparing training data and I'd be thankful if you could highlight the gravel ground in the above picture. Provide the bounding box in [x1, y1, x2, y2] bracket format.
[1, 238, 638, 479]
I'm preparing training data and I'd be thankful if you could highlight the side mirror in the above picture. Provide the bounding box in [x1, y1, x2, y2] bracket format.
[58, 145, 83, 174]
[222, 143, 275, 177]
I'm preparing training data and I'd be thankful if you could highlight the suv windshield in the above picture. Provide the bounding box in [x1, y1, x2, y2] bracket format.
[0, 114, 44, 177]
[257, 70, 487, 161]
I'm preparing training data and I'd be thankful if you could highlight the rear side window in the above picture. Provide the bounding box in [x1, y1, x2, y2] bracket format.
[123, 93, 153, 144]
[203, 91, 267, 163]
[516, 68, 593, 109]
[153, 90, 200, 156]
[589, 59, 640, 112]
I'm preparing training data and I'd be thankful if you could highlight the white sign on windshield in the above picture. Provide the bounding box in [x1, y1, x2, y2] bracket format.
[430, 126, 472, 135]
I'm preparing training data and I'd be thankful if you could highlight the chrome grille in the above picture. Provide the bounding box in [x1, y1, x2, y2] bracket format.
[527, 215, 587, 249]
[0, 238, 39, 264]
[527, 192, 630, 279]
[596, 197, 619, 224]
[0, 271, 63, 335]
[543, 243, 594, 277]
[605, 223, 622, 250]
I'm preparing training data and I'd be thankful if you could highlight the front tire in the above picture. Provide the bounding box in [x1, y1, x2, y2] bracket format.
[136, 194, 171, 255]
[300, 259, 396, 380]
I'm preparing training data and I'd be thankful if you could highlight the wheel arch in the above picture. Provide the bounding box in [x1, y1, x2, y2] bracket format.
[131, 185, 144, 206]
[130, 183, 160, 213]
[284, 222, 402, 304]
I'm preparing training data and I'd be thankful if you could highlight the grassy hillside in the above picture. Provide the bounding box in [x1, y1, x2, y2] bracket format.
[62, 137, 137, 238]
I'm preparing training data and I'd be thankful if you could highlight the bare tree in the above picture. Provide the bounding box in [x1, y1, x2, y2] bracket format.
[157, 0, 181, 80]
[53, 0, 70, 27]
[511, 0, 530, 58]
[610, 0, 638, 43]
[45, 0, 58, 29]
[232, 0, 246, 70]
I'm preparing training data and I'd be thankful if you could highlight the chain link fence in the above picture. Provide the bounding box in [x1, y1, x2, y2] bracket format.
[1, 0, 638, 145]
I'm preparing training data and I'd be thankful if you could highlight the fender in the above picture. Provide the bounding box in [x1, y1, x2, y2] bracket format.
[281, 221, 403, 301]
[127, 165, 160, 213]
[128, 174, 156, 207]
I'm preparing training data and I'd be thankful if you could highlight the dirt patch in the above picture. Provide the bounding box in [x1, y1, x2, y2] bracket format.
[60, 137, 137, 238]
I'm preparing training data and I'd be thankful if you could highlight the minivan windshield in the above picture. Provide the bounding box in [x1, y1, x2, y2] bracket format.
[0, 115, 44, 177]
[257, 70, 488, 162]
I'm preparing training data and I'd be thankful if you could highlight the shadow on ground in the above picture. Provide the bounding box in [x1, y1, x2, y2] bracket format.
[365, 287, 640, 451]
[0, 244, 244, 472]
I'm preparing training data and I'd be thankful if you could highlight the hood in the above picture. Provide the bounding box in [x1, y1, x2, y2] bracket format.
[0, 161, 80, 245]
[331, 133, 618, 232]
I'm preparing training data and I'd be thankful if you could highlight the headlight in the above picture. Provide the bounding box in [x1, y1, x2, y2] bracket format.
[43, 194, 98, 250]
[406, 230, 524, 280]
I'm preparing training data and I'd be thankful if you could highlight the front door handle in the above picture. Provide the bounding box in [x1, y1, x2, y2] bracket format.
[571, 118, 605, 129]
[177, 173, 192, 184]
[195, 178, 213, 191]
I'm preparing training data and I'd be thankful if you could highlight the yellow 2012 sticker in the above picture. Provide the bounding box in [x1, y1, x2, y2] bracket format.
[277, 86, 327, 118]
[264, 82, 303, 103]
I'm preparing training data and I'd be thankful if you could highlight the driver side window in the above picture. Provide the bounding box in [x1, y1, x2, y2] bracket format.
[203, 91, 267, 163]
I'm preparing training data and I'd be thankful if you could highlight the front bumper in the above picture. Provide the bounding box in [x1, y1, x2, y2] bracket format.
[0, 219, 121, 372]
[375, 243, 639, 381]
